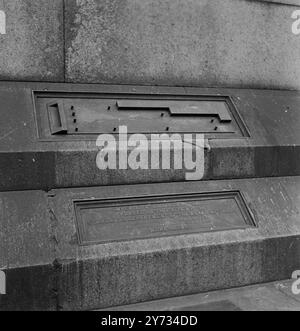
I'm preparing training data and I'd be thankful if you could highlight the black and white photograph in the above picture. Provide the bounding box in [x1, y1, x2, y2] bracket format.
[0, 0, 300, 315]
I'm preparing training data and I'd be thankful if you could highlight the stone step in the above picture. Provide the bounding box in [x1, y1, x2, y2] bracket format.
[0, 176, 299, 310]
[0, 82, 299, 191]
[101, 280, 300, 311]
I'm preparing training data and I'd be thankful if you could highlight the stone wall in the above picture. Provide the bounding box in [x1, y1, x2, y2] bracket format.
[0, 0, 299, 89]
[0, 0, 64, 81]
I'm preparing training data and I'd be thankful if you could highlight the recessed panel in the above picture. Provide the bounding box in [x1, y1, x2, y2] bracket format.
[33, 91, 250, 140]
[74, 191, 256, 246]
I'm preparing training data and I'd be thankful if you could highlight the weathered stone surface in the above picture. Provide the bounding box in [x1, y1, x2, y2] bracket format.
[1, 176, 299, 310]
[0, 0, 64, 82]
[65, 0, 300, 89]
[104, 280, 300, 311]
[0, 82, 299, 191]
[0, 190, 56, 311]
[52, 176, 300, 310]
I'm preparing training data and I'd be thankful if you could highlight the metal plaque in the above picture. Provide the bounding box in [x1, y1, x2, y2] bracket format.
[74, 191, 256, 246]
[33, 91, 250, 140]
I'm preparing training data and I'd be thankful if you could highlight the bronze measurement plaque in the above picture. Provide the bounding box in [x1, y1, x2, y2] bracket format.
[33, 90, 250, 140]
[74, 191, 256, 245]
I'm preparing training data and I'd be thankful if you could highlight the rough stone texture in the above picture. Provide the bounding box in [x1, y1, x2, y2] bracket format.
[0, 82, 299, 191]
[51, 176, 300, 310]
[105, 280, 300, 311]
[65, 0, 300, 89]
[1, 176, 299, 310]
[0, 190, 57, 311]
[0, 0, 64, 82]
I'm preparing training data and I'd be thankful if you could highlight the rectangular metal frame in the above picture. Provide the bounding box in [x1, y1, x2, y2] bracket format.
[33, 90, 251, 141]
[74, 190, 257, 246]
